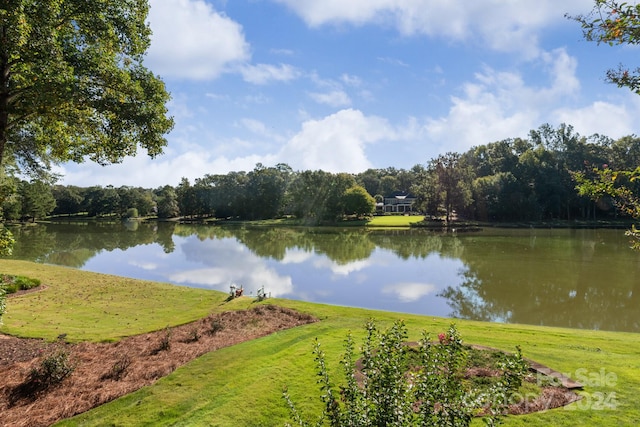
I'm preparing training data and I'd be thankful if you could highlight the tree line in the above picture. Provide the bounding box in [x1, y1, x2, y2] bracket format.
[3, 123, 639, 224]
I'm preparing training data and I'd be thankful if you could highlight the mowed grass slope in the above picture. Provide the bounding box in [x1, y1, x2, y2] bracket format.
[367, 215, 425, 227]
[0, 260, 232, 342]
[0, 259, 638, 426]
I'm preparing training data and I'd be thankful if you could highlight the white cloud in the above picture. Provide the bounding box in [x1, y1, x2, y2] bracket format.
[308, 90, 352, 107]
[423, 48, 583, 153]
[554, 101, 638, 138]
[238, 118, 285, 141]
[240, 63, 301, 84]
[541, 48, 581, 96]
[341, 74, 362, 86]
[278, 109, 398, 172]
[273, 0, 588, 57]
[382, 282, 436, 302]
[57, 150, 277, 188]
[147, 0, 250, 80]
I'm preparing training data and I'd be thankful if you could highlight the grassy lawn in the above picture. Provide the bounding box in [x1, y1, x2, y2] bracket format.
[366, 215, 425, 227]
[0, 259, 637, 426]
[208, 215, 426, 228]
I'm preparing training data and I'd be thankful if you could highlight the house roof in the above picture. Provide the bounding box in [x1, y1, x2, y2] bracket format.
[385, 191, 416, 199]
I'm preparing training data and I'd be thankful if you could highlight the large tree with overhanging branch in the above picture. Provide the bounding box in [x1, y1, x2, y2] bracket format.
[0, 1, 173, 319]
[570, 0, 640, 248]
[570, 0, 640, 94]
[0, 0, 174, 176]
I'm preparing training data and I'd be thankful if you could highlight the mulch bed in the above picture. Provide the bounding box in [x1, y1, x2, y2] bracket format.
[0, 304, 317, 427]
[0, 298, 582, 426]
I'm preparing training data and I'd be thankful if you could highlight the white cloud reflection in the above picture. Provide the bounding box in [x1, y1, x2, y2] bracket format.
[281, 248, 314, 264]
[313, 258, 372, 276]
[168, 265, 293, 297]
[169, 236, 293, 296]
[382, 282, 437, 302]
[129, 261, 159, 271]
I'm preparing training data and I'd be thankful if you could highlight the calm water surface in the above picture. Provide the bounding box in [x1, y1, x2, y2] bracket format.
[6, 222, 640, 332]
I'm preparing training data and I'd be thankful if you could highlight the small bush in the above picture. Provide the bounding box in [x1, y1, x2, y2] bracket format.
[152, 327, 172, 354]
[102, 354, 132, 381]
[9, 346, 75, 404]
[284, 321, 528, 427]
[187, 326, 200, 342]
[28, 348, 76, 387]
[209, 318, 224, 335]
[0, 274, 41, 294]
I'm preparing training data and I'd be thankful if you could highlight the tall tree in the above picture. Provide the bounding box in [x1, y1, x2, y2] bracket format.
[176, 178, 196, 219]
[83, 185, 119, 217]
[51, 185, 83, 216]
[570, 2, 640, 239]
[245, 163, 288, 220]
[18, 179, 56, 221]
[428, 152, 474, 223]
[0, 0, 174, 175]
[342, 185, 376, 217]
[576, 167, 640, 248]
[155, 185, 180, 219]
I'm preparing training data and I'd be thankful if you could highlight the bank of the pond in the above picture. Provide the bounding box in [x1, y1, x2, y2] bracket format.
[0, 260, 637, 426]
[36, 213, 638, 231]
[184, 215, 637, 230]
[190, 215, 427, 227]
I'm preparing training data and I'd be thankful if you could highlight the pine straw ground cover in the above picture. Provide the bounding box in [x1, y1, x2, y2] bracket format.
[0, 305, 316, 427]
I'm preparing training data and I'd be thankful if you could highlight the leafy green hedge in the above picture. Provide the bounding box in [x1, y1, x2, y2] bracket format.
[0, 274, 41, 294]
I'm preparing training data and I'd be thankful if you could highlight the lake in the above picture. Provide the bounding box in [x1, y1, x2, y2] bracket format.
[6, 221, 640, 332]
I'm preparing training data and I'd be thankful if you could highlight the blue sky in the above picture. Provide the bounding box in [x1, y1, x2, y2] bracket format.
[57, 0, 640, 188]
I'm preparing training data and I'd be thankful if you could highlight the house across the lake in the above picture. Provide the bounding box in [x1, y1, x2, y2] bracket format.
[378, 191, 417, 213]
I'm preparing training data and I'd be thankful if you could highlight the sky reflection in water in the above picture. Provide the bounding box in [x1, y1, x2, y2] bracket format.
[82, 233, 460, 317]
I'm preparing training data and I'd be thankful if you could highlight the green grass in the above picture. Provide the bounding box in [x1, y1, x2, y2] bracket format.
[0, 260, 237, 342]
[208, 215, 426, 228]
[0, 259, 638, 426]
[366, 215, 425, 227]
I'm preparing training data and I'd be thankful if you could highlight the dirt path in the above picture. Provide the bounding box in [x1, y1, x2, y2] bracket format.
[0, 304, 316, 427]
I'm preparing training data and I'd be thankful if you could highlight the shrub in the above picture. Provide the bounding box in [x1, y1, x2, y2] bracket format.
[283, 320, 528, 427]
[186, 325, 200, 343]
[0, 226, 15, 256]
[152, 327, 172, 354]
[0, 274, 41, 294]
[209, 318, 224, 335]
[102, 354, 132, 381]
[28, 348, 76, 387]
[14, 275, 41, 290]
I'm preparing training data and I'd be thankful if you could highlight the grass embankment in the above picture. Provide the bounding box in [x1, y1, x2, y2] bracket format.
[216, 215, 426, 228]
[0, 259, 638, 426]
[367, 215, 425, 227]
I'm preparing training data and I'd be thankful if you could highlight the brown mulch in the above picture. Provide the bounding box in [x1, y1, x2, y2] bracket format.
[0, 304, 317, 427]
[508, 383, 582, 415]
